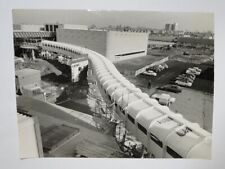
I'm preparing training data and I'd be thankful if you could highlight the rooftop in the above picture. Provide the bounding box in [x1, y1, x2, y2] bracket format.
[13, 31, 55, 38]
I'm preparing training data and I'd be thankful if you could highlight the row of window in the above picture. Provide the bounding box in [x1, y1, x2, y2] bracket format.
[138, 123, 147, 135]
[150, 133, 163, 148]
[166, 146, 182, 158]
[127, 114, 135, 124]
[126, 111, 182, 158]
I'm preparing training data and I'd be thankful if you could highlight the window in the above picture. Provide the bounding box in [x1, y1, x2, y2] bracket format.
[150, 133, 163, 148]
[168, 117, 174, 120]
[46, 25, 49, 31]
[138, 123, 147, 135]
[166, 146, 182, 158]
[128, 114, 135, 124]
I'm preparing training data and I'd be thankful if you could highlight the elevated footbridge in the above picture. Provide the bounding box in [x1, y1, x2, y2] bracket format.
[40, 40, 212, 159]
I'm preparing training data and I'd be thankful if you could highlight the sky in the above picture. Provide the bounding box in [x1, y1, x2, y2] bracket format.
[12, 9, 214, 32]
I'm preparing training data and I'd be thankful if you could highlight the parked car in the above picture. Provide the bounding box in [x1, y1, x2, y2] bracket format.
[186, 73, 196, 80]
[149, 66, 160, 72]
[175, 80, 192, 87]
[178, 74, 195, 80]
[186, 71, 197, 76]
[186, 69, 200, 75]
[158, 64, 164, 70]
[142, 71, 157, 76]
[177, 74, 187, 79]
[192, 67, 202, 74]
[176, 76, 194, 83]
[149, 64, 166, 73]
[193, 67, 202, 72]
[147, 70, 157, 76]
[157, 84, 182, 93]
[151, 93, 176, 106]
[161, 63, 169, 69]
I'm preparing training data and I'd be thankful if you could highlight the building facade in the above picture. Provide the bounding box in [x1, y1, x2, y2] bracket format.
[71, 59, 88, 82]
[56, 29, 149, 62]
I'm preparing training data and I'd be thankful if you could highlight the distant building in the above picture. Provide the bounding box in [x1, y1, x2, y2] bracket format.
[171, 23, 178, 31]
[56, 29, 149, 62]
[17, 112, 43, 159]
[62, 24, 88, 30]
[165, 24, 171, 31]
[44, 24, 88, 32]
[165, 23, 178, 32]
[44, 23, 59, 32]
[13, 24, 44, 31]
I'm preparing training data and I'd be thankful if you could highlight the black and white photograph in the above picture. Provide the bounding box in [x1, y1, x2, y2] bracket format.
[13, 9, 214, 159]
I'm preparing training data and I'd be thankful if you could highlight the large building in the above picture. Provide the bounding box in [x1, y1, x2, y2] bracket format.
[171, 23, 178, 31]
[165, 24, 171, 32]
[165, 23, 178, 32]
[13, 24, 88, 57]
[56, 29, 149, 62]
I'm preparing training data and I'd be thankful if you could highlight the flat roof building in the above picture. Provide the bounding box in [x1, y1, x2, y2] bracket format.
[56, 29, 149, 62]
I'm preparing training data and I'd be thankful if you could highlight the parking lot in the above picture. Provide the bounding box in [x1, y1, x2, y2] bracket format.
[116, 58, 214, 132]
